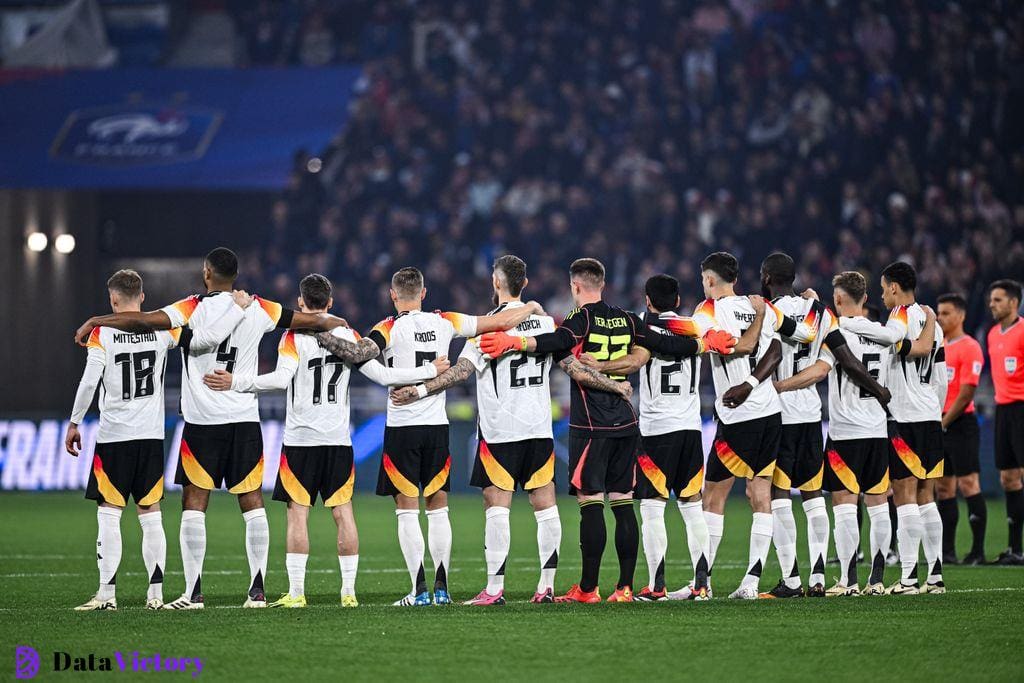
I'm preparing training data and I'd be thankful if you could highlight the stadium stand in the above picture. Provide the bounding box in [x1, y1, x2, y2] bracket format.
[216, 1, 1023, 340]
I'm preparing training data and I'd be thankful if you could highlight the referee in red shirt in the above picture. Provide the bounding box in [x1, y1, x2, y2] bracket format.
[936, 294, 986, 565]
[987, 279, 1024, 565]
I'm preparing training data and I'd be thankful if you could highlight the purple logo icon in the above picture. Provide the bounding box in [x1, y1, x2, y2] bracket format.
[15, 646, 39, 679]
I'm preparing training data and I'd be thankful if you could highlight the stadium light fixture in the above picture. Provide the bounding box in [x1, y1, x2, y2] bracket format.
[54, 234, 76, 254]
[26, 232, 47, 252]
[307, 157, 323, 173]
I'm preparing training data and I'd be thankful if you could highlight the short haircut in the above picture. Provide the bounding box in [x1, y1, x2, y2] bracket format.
[833, 271, 867, 302]
[937, 293, 967, 311]
[701, 251, 739, 283]
[569, 258, 605, 289]
[645, 274, 679, 312]
[494, 255, 527, 297]
[761, 251, 795, 286]
[205, 247, 239, 281]
[107, 269, 143, 299]
[881, 261, 916, 292]
[990, 279, 1023, 303]
[299, 273, 332, 310]
[391, 266, 424, 299]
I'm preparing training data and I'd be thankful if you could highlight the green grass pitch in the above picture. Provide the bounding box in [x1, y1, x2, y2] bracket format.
[1, 491, 1022, 681]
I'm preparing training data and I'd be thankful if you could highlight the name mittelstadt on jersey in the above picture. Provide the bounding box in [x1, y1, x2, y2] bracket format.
[52, 650, 204, 677]
[414, 331, 437, 342]
[111, 332, 158, 344]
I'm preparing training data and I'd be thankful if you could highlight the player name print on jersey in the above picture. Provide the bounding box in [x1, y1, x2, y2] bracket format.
[73, 326, 179, 442]
[822, 326, 891, 440]
[461, 301, 560, 443]
[369, 309, 478, 427]
[639, 312, 702, 436]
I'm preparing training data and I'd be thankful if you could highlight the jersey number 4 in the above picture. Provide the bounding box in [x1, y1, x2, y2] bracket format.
[114, 351, 156, 400]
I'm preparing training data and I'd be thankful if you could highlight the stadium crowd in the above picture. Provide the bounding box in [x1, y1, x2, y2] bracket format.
[233, 0, 1024, 340]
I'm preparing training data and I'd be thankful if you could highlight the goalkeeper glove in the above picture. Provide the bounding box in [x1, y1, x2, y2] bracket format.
[700, 329, 737, 355]
[479, 331, 528, 358]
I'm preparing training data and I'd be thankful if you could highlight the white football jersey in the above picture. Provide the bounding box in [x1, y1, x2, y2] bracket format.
[638, 312, 702, 436]
[692, 296, 783, 424]
[162, 292, 287, 425]
[772, 296, 836, 425]
[839, 303, 943, 424]
[369, 310, 478, 427]
[460, 301, 558, 443]
[70, 326, 179, 442]
[820, 323, 892, 440]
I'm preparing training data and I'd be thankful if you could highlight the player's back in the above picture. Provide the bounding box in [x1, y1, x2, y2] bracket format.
[943, 334, 983, 414]
[462, 302, 557, 443]
[169, 292, 285, 425]
[887, 304, 943, 423]
[693, 296, 781, 424]
[987, 318, 1024, 405]
[638, 311, 701, 436]
[284, 328, 357, 446]
[374, 310, 459, 427]
[772, 295, 831, 424]
[825, 324, 891, 439]
[87, 326, 177, 442]
[566, 301, 639, 436]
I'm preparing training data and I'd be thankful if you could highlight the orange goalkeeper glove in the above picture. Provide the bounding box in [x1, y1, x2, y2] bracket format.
[479, 331, 528, 358]
[700, 329, 737, 355]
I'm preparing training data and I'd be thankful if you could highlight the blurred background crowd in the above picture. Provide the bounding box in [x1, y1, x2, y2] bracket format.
[223, 0, 1024, 338]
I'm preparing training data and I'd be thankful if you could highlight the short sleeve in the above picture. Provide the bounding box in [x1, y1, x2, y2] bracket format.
[254, 297, 285, 332]
[441, 312, 478, 338]
[963, 343, 984, 386]
[459, 337, 488, 372]
[368, 318, 394, 352]
[161, 296, 199, 329]
[819, 344, 836, 368]
[86, 327, 104, 351]
[661, 315, 704, 337]
[166, 328, 182, 349]
[691, 299, 720, 331]
[886, 305, 910, 339]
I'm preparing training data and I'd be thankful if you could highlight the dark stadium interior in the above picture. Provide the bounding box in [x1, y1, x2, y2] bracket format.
[3, 0, 1024, 677]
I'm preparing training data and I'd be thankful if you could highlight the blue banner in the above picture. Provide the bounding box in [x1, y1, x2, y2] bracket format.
[0, 67, 360, 189]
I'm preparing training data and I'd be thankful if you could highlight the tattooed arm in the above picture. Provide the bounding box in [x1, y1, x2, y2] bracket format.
[314, 332, 381, 364]
[559, 356, 632, 399]
[390, 357, 476, 405]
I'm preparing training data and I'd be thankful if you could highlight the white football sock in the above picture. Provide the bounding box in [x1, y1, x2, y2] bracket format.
[833, 504, 859, 587]
[179, 510, 206, 601]
[678, 501, 710, 583]
[534, 506, 560, 592]
[896, 504, 924, 585]
[396, 509, 425, 594]
[639, 499, 668, 591]
[771, 498, 800, 589]
[339, 555, 358, 597]
[96, 507, 122, 600]
[242, 508, 270, 599]
[867, 503, 891, 585]
[740, 512, 773, 590]
[138, 511, 165, 602]
[802, 497, 830, 588]
[704, 511, 725, 576]
[285, 553, 307, 598]
[918, 501, 943, 583]
[426, 507, 452, 591]
[484, 506, 511, 595]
